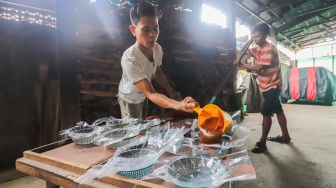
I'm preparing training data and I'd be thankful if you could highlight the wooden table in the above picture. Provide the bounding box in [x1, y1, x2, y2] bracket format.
[16, 139, 171, 188]
[16, 128, 242, 188]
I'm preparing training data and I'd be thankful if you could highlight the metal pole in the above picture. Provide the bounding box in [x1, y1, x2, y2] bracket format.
[313, 58, 315, 67]
[333, 55, 335, 74]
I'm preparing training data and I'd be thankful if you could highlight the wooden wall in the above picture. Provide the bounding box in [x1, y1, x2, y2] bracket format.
[0, 0, 238, 170]
[0, 20, 58, 169]
[74, 1, 132, 123]
[75, 0, 237, 122]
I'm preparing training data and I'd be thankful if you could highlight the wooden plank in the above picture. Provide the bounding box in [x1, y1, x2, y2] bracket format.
[17, 157, 233, 188]
[80, 89, 117, 97]
[43, 144, 114, 166]
[80, 102, 119, 108]
[100, 176, 171, 188]
[24, 151, 87, 174]
[77, 23, 122, 37]
[78, 37, 123, 48]
[16, 158, 77, 188]
[16, 157, 170, 188]
[16, 158, 118, 188]
[40, 80, 60, 145]
[79, 79, 119, 85]
[30, 139, 72, 153]
[79, 54, 120, 65]
[78, 48, 123, 58]
[79, 67, 121, 77]
[24, 143, 115, 174]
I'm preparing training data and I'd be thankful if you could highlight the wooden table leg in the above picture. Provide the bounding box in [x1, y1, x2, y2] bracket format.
[46, 181, 59, 188]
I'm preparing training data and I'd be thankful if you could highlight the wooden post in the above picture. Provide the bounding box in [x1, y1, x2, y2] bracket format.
[55, 0, 80, 130]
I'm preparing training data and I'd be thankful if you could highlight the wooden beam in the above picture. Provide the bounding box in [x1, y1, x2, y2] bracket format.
[16, 158, 119, 188]
[79, 79, 119, 85]
[79, 67, 121, 77]
[80, 90, 117, 97]
[79, 54, 120, 65]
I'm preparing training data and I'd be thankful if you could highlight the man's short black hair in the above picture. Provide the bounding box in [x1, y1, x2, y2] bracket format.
[252, 23, 270, 36]
[130, 1, 156, 25]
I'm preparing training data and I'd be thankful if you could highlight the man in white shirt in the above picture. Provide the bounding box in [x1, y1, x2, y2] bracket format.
[118, 1, 197, 119]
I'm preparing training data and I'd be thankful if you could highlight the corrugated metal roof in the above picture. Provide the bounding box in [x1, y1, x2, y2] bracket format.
[235, 0, 336, 51]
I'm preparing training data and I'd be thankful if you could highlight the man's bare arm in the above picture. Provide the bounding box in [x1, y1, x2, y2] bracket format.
[134, 79, 195, 112]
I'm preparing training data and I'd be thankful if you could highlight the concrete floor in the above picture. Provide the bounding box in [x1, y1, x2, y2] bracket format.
[1, 104, 336, 188]
[236, 103, 336, 188]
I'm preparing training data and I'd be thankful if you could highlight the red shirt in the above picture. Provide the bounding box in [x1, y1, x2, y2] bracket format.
[247, 42, 282, 92]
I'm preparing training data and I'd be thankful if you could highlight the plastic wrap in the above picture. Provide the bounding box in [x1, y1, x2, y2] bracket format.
[96, 127, 141, 149]
[71, 116, 255, 187]
[186, 126, 251, 157]
[60, 117, 161, 146]
[75, 146, 159, 182]
[75, 125, 187, 184]
[60, 121, 103, 145]
[230, 110, 242, 125]
[147, 121, 192, 154]
[91, 116, 135, 128]
[138, 118, 161, 133]
[143, 150, 256, 188]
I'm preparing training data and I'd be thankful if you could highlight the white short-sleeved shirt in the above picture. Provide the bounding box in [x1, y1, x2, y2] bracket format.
[118, 42, 163, 104]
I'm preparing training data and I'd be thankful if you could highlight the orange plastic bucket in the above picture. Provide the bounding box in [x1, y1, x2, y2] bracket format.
[193, 104, 232, 144]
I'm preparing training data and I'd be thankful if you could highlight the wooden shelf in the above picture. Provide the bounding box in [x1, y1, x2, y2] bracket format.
[79, 67, 121, 77]
[79, 54, 120, 64]
[80, 89, 117, 97]
[80, 79, 119, 85]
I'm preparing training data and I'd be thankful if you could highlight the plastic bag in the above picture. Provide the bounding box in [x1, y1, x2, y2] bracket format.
[59, 121, 102, 145]
[91, 116, 136, 128]
[147, 122, 190, 154]
[75, 147, 160, 182]
[143, 150, 256, 188]
[96, 127, 141, 149]
[75, 125, 187, 184]
[185, 126, 251, 157]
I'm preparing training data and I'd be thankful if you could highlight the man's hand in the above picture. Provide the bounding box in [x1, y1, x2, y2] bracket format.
[178, 97, 197, 113]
